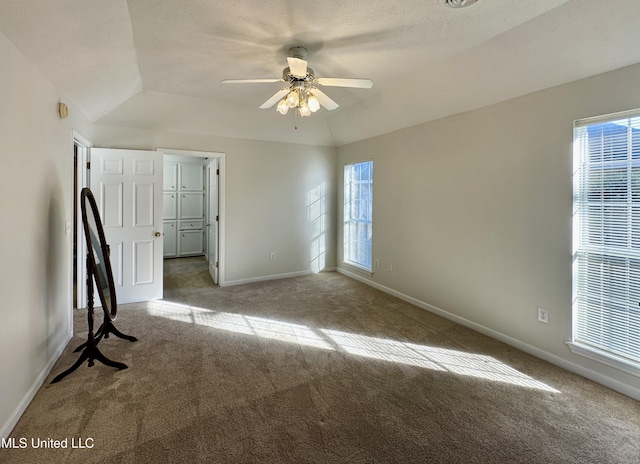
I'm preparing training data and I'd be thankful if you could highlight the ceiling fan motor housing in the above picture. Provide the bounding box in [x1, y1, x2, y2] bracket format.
[283, 67, 315, 83]
[289, 46, 308, 60]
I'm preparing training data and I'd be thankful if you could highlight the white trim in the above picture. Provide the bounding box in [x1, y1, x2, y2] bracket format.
[163, 154, 207, 164]
[574, 107, 640, 127]
[157, 148, 222, 159]
[567, 341, 640, 378]
[1, 330, 72, 439]
[224, 270, 314, 287]
[73, 134, 90, 310]
[337, 267, 640, 401]
[344, 158, 374, 166]
[218, 155, 226, 287]
[341, 261, 373, 276]
[73, 130, 91, 148]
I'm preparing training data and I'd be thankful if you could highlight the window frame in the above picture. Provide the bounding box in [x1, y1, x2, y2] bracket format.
[569, 109, 640, 377]
[343, 160, 373, 273]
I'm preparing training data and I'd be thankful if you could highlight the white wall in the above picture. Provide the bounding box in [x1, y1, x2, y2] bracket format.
[92, 126, 337, 285]
[337, 62, 640, 400]
[0, 32, 92, 437]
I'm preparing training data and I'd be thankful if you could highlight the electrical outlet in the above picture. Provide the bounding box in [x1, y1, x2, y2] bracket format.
[388, 264, 393, 271]
[374, 258, 380, 268]
[537, 307, 549, 324]
[269, 252, 276, 261]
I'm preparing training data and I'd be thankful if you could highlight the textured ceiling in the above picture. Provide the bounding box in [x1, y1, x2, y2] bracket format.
[1, 0, 640, 146]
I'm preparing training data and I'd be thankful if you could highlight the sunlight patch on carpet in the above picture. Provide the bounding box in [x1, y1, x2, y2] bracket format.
[146, 300, 333, 350]
[321, 329, 559, 392]
[143, 300, 559, 392]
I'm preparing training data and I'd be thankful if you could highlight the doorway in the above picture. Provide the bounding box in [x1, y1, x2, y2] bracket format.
[158, 148, 225, 289]
[72, 144, 225, 309]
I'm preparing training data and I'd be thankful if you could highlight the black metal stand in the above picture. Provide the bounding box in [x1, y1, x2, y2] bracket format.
[72, 317, 138, 353]
[51, 256, 137, 383]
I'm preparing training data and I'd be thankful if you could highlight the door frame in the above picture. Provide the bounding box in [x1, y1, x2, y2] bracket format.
[157, 148, 226, 286]
[206, 158, 219, 284]
[73, 131, 91, 309]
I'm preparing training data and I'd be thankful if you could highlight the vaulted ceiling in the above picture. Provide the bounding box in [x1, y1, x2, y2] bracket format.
[1, 0, 640, 146]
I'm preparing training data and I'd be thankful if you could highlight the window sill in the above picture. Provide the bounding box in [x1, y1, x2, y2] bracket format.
[341, 261, 373, 276]
[566, 341, 640, 378]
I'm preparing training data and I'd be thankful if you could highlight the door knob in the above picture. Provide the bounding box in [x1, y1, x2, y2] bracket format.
[205, 223, 210, 227]
[155, 232, 162, 237]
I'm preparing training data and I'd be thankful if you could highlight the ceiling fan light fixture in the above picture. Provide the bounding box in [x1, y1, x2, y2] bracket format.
[445, 0, 478, 8]
[277, 98, 289, 115]
[286, 89, 299, 108]
[307, 94, 320, 112]
[299, 104, 311, 117]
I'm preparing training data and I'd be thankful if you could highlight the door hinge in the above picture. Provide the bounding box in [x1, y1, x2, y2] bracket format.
[215, 261, 219, 268]
[86, 161, 90, 170]
[216, 169, 219, 175]
[216, 215, 219, 221]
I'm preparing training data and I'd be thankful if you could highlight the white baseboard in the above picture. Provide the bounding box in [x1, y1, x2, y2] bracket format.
[337, 268, 640, 401]
[222, 267, 337, 287]
[319, 267, 337, 272]
[1, 329, 73, 439]
[223, 269, 315, 287]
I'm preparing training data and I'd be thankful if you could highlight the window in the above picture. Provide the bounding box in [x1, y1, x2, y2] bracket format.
[344, 161, 373, 271]
[571, 111, 640, 375]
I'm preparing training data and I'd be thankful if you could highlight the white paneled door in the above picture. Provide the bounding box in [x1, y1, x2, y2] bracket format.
[90, 148, 163, 304]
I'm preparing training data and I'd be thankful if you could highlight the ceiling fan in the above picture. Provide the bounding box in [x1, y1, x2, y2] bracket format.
[222, 46, 373, 117]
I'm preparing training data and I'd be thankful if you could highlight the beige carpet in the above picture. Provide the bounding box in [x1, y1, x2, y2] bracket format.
[3, 257, 639, 463]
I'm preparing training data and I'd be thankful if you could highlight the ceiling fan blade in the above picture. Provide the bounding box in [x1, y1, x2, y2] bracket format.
[287, 57, 308, 78]
[259, 88, 290, 109]
[311, 88, 339, 111]
[222, 78, 282, 84]
[317, 78, 373, 89]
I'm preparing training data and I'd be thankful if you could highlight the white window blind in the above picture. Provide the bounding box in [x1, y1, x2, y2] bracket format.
[573, 113, 640, 371]
[344, 161, 373, 271]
